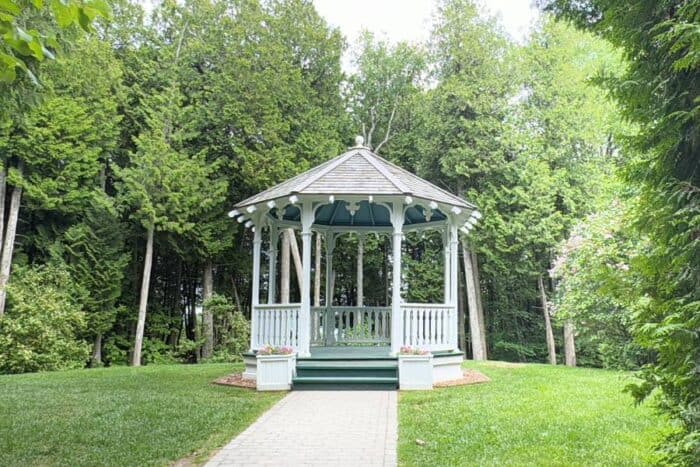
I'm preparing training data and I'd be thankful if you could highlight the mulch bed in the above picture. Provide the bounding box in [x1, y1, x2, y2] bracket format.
[433, 369, 490, 388]
[214, 369, 490, 390]
[213, 373, 257, 389]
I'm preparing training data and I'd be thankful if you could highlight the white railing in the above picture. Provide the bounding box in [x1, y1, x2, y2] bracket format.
[311, 306, 391, 345]
[252, 304, 300, 350]
[401, 303, 457, 351]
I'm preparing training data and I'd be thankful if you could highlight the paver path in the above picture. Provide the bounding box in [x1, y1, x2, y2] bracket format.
[206, 390, 397, 467]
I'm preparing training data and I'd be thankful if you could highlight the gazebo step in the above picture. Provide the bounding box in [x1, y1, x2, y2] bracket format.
[292, 376, 398, 390]
[296, 356, 398, 381]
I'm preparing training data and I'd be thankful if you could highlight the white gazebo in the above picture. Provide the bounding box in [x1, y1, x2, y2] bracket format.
[231, 138, 480, 389]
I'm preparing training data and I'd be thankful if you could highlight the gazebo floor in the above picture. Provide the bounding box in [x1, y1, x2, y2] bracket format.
[303, 345, 394, 360]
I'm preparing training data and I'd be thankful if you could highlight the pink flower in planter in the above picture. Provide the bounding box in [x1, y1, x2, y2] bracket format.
[399, 346, 430, 355]
[257, 344, 294, 355]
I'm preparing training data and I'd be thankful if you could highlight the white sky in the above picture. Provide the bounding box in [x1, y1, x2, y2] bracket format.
[313, 0, 540, 65]
[142, 0, 540, 71]
[314, 0, 540, 44]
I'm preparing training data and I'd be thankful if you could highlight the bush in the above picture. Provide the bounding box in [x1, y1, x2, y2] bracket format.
[0, 264, 90, 374]
[203, 294, 250, 361]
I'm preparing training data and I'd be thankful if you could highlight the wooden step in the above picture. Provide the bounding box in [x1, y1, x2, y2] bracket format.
[292, 375, 398, 390]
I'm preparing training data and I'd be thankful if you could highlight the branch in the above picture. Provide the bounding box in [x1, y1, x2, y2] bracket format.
[374, 100, 398, 154]
[366, 107, 377, 149]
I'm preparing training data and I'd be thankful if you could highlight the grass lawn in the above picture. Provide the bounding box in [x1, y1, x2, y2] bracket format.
[399, 361, 669, 466]
[0, 363, 282, 466]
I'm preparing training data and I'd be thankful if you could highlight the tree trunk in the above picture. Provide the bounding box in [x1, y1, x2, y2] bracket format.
[470, 251, 487, 359]
[201, 260, 214, 359]
[539, 275, 557, 365]
[280, 230, 290, 304]
[91, 333, 102, 367]
[0, 164, 6, 253]
[564, 320, 577, 367]
[132, 225, 154, 367]
[457, 258, 467, 354]
[461, 241, 486, 360]
[314, 232, 321, 307]
[231, 275, 243, 314]
[0, 161, 23, 317]
[357, 237, 364, 307]
[286, 229, 303, 294]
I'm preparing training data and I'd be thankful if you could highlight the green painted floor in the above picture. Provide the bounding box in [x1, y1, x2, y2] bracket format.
[305, 345, 393, 359]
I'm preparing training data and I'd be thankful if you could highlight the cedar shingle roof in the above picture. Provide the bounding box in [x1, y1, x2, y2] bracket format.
[234, 147, 474, 210]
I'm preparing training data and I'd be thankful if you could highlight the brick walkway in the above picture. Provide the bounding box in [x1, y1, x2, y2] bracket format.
[206, 391, 397, 467]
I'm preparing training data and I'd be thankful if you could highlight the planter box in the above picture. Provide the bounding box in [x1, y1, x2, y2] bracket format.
[256, 353, 296, 391]
[399, 354, 433, 390]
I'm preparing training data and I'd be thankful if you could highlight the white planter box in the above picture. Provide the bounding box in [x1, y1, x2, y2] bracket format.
[399, 354, 433, 390]
[256, 354, 296, 391]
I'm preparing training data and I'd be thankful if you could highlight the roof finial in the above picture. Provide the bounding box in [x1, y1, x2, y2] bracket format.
[353, 135, 365, 148]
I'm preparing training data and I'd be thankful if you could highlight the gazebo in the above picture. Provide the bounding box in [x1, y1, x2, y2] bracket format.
[231, 137, 481, 389]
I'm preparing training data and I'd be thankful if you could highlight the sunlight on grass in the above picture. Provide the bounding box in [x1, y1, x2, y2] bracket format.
[0, 364, 282, 466]
[399, 362, 669, 466]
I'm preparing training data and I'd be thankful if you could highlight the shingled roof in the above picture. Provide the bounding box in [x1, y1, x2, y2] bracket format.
[233, 146, 474, 210]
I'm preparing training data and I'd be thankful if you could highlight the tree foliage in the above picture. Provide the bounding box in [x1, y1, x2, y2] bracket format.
[0, 263, 89, 373]
[547, 0, 700, 462]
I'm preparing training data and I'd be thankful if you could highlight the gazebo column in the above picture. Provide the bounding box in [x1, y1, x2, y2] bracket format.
[250, 223, 262, 350]
[357, 234, 364, 328]
[449, 220, 459, 349]
[298, 201, 314, 356]
[324, 231, 335, 345]
[443, 227, 450, 304]
[267, 224, 278, 304]
[390, 201, 405, 354]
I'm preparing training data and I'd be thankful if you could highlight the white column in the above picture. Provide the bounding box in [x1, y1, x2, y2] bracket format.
[299, 201, 314, 356]
[443, 226, 450, 304]
[267, 225, 278, 304]
[390, 201, 404, 354]
[357, 234, 364, 308]
[250, 222, 262, 350]
[324, 232, 335, 345]
[449, 219, 459, 349]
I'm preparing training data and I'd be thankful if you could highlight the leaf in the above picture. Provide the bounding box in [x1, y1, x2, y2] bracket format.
[50, 0, 78, 28]
[89, 0, 112, 17]
[0, 0, 20, 16]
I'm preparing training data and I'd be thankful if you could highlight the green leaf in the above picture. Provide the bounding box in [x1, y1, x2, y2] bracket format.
[86, 0, 111, 18]
[77, 10, 91, 32]
[0, 0, 20, 16]
[50, 0, 78, 28]
[0, 51, 25, 83]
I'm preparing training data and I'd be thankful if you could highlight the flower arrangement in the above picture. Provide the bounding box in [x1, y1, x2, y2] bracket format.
[257, 344, 294, 356]
[399, 346, 430, 355]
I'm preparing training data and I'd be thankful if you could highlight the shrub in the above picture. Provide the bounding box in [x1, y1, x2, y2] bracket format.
[203, 294, 250, 361]
[0, 264, 90, 374]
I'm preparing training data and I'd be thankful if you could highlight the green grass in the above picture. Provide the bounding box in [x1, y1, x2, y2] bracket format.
[0, 364, 282, 466]
[399, 361, 669, 466]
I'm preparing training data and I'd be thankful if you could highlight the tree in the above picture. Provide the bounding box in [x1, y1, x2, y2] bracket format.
[0, 0, 109, 84]
[115, 86, 226, 367]
[346, 31, 424, 153]
[550, 198, 650, 370]
[548, 1, 700, 461]
[51, 203, 128, 366]
[0, 93, 104, 315]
